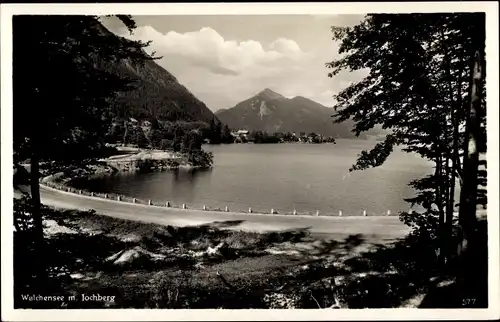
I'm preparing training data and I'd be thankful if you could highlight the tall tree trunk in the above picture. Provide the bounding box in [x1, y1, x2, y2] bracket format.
[435, 154, 446, 264]
[29, 134, 46, 280]
[29, 138, 44, 243]
[444, 45, 465, 260]
[458, 47, 484, 257]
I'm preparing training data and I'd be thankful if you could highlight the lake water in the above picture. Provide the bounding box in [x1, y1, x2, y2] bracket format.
[78, 139, 436, 215]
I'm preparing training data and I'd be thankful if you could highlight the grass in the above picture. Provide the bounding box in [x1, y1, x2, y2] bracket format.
[13, 200, 488, 309]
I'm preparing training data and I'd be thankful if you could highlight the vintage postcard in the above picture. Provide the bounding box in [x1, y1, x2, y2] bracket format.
[1, 2, 499, 321]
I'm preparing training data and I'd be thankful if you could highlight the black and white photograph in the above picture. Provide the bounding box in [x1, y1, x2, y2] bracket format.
[1, 2, 499, 321]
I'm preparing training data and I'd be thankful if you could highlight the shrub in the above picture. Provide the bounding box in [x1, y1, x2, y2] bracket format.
[188, 150, 213, 168]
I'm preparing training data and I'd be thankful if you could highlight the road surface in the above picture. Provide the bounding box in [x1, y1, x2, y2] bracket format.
[18, 185, 412, 240]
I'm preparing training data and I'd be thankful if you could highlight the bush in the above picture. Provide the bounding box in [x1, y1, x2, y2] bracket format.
[400, 210, 440, 242]
[136, 159, 155, 173]
[188, 150, 213, 168]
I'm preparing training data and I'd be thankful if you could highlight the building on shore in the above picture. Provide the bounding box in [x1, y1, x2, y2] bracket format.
[231, 129, 250, 143]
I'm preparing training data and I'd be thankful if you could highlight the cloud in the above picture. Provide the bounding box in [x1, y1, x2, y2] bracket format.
[270, 38, 301, 54]
[122, 26, 305, 76]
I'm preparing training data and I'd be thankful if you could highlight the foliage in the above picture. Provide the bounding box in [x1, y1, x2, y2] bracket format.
[206, 119, 222, 144]
[12, 15, 160, 260]
[182, 130, 203, 154]
[245, 130, 336, 144]
[13, 15, 156, 165]
[220, 124, 234, 144]
[326, 13, 487, 259]
[249, 130, 281, 144]
[188, 150, 214, 168]
[14, 195, 37, 235]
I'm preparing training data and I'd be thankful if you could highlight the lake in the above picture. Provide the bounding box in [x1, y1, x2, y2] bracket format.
[77, 139, 436, 215]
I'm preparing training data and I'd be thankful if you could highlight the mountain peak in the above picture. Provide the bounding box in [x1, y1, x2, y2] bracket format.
[257, 88, 286, 101]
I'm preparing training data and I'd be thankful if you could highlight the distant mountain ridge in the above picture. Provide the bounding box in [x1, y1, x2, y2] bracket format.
[215, 88, 377, 138]
[94, 21, 218, 124]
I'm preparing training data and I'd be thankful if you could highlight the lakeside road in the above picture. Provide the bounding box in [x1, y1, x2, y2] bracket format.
[26, 185, 412, 241]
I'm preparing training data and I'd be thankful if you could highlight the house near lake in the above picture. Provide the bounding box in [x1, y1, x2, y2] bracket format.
[230, 129, 250, 143]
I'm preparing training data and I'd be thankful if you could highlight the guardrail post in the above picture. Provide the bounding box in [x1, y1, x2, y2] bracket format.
[166, 201, 170, 207]
[117, 196, 121, 201]
[293, 209, 297, 215]
[225, 206, 229, 212]
[78, 190, 82, 195]
[182, 203, 186, 209]
[104, 194, 108, 199]
[316, 210, 319, 216]
[148, 200, 152, 205]
[249, 207, 252, 213]
[363, 210, 367, 217]
[387, 210, 391, 216]
[90, 192, 94, 197]
[338, 210, 342, 217]
[203, 205, 207, 210]
[67, 188, 71, 192]
[271, 208, 275, 214]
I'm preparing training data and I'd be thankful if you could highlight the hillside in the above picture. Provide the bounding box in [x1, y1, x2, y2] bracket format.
[93, 21, 218, 124]
[215, 89, 375, 138]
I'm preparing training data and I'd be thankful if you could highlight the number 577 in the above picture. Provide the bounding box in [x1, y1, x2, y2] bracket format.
[462, 298, 476, 306]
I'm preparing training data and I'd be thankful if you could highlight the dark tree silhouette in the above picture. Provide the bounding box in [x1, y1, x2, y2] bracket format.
[326, 13, 487, 263]
[13, 15, 157, 276]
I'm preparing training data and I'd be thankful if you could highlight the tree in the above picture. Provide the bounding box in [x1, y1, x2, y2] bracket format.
[326, 13, 487, 262]
[171, 124, 184, 152]
[105, 121, 124, 143]
[13, 15, 156, 275]
[183, 130, 203, 160]
[457, 18, 486, 257]
[206, 118, 222, 144]
[149, 128, 163, 149]
[135, 127, 149, 148]
[221, 124, 233, 144]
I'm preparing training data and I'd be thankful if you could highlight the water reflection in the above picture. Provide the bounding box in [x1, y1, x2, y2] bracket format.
[172, 167, 213, 184]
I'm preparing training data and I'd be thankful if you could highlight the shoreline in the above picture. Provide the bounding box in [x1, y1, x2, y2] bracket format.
[39, 180, 403, 219]
[30, 183, 411, 237]
[40, 146, 211, 184]
[36, 147, 398, 218]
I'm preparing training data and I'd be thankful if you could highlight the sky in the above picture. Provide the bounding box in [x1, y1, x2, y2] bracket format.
[101, 15, 368, 112]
